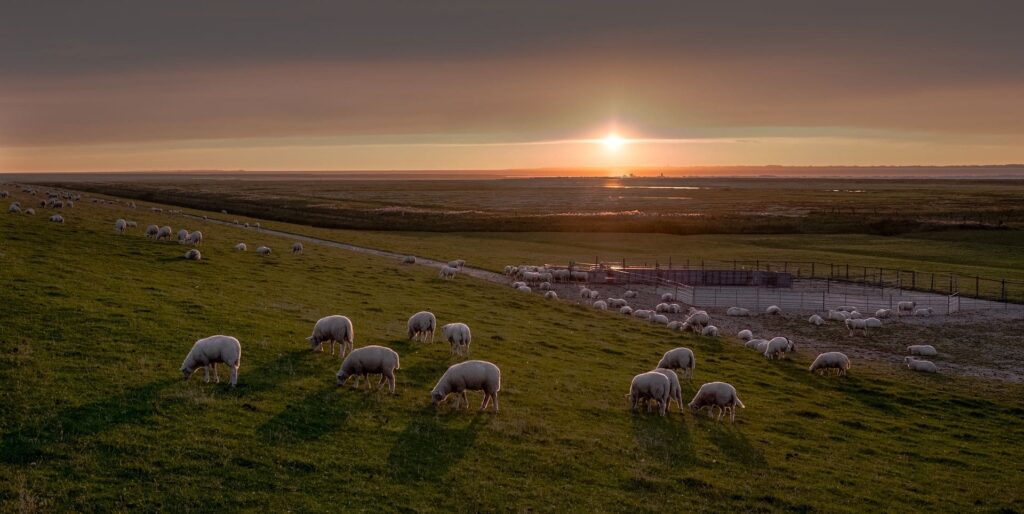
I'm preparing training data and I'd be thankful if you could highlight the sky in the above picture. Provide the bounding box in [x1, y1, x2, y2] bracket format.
[2, 1, 1023, 172]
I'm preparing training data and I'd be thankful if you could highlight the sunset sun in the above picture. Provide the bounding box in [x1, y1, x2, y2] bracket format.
[602, 133, 625, 151]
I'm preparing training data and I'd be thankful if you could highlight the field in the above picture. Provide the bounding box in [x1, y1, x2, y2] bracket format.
[2, 186, 1024, 512]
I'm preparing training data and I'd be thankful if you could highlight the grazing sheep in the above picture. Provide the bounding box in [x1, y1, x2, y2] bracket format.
[177, 229, 189, 243]
[156, 226, 172, 240]
[875, 309, 893, 319]
[256, 246, 271, 255]
[765, 305, 782, 315]
[308, 315, 355, 357]
[538, 282, 553, 290]
[619, 306, 633, 315]
[651, 314, 669, 325]
[826, 310, 849, 321]
[763, 336, 796, 359]
[569, 271, 588, 282]
[661, 293, 675, 302]
[244, 222, 249, 228]
[234, 242, 247, 251]
[49, 214, 64, 223]
[407, 311, 437, 343]
[836, 305, 857, 312]
[701, 325, 719, 337]
[745, 338, 768, 350]
[897, 301, 916, 314]
[292, 242, 303, 254]
[516, 285, 532, 293]
[809, 352, 851, 376]
[624, 290, 638, 299]
[431, 360, 501, 411]
[905, 357, 938, 373]
[845, 318, 869, 336]
[593, 300, 609, 310]
[336, 345, 401, 392]
[188, 231, 203, 246]
[847, 311, 863, 319]
[184, 249, 202, 261]
[737, 329, 753, 341]
[655, 302, 672, 313]
[439, 265, 458, 280]
[907, 344, 938, 356]
[632, 309, 653, 320]
[684, 311, 710, 329]
[656, 347, 695, 379]
[688, 382, 745, 422]
[864, 317, 882, 328]
[254, 222, 261, 232]
[544, 291, 558, 299]
[628, 371, 670, 416]
[913, 308, 934, 317]
[511, 281, 526, 289]
[726, 307, 751, 316]
[808, 314, 825, 326]
[180, 335, 241, 386]
[652, 368, 684, 412]
[7, 203, 21, 214]
[667, 320, 684, 331]
[668, 304, 682, 313]
[442, 322, 472, 356]
[607, 298, 628, 308]
[447, 259, 465, 268]
[144, 224, 159, 238]
[403, 255, 416, 264]
[126, 221, 137, 228]
[24, 208, 34, 215]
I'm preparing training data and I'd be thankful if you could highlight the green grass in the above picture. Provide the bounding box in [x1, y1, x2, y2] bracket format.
[2, 195, 1023, 512]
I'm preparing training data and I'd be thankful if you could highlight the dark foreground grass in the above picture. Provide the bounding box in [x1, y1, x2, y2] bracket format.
[1, 196, 1023, 512]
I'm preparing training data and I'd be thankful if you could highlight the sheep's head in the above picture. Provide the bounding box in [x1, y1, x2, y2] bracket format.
[181, 366, 194, 380]
[336, 372, 348, 387]
[430, 390, 446, 405]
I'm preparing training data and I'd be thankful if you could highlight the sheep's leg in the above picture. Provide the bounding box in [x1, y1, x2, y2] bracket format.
[460, 391, 468, 409]
[203, 365, 210, 383]
[365, 374, 374, 390]
[229, 366, 238, 387]
[212, 363, 220, 384]
[353, 376, 362, 389]
[492, 392, 499, 412]
[386, 371, 395, 393]
[479, 394, 490, 411]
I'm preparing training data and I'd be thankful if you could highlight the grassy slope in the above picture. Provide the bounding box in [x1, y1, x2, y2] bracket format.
[1, 196, 1023, 512]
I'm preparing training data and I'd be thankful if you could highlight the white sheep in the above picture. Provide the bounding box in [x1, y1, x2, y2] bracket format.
[49, 214, 64, 223]
[905, 357, 938, 373]
[539, 282, 553, 290]
[156, 226, 172, 240]
[875, 309, 893, 319]
[652, 368, 684, 412]
[809, 352, 851, 376]
[115, 219, 127, 233]
[431, 360, 501, 411]
[145, 224, 159, 238]
[845, 318, 869, 336]
[628, 371, 670, 416]
[684, 311, 710, 329]
[188, 231, 203, 246]
[726, 307, 750, 316]
[308, 315, 355, 357]
[439, 265, 458, 280]
[656, 347, 695, 379]
[624, 290, 638, 299]
[737, 329, 753, 341]
[619, 306, 633, 315]
[24, 208, 34, 215]
[632, 309, 653, 320]
[746, 339, 769, 351]
[544, 291, 558, 300]
[651, 314, 669, 325]
[655, 302, 672, 313]
[177, 229, 189, 243]
[126, 221, 137, 228]
[516, 285, 532, 293]
[836, 305, 857, 312]
[336, 345, 400, 392]
[256, 246, 271, 255]
[913, 308, 934, 317]
[254, 222, 261, 232]
[593, 300, 609, 310]
[292, 242, 303, 254]
[661, 293, 675, 302]
[897, 301, 916, 314]
[442, 323, 472, 356]
[667, 320, 684, 331]
[668, 304, 682, 313]
[407, 311, 437, 342]
[826, 310, 849, 321]
[864, 317, 882, 328]
[688, 382, 745, 422]
[765, 305, 782, 315]
[180, 335, 241, 386]
[606, 298, 627, 308]
[234, 242, 247, 251]
[808, 314, 825, 326]
[763, 336, 796, 359]
[907, 344, 938, 356]
[403, 255, 416, 264]
[847, 311, 863, 319]
[701, 325, 719, 337]
[184, 249, 202, 261]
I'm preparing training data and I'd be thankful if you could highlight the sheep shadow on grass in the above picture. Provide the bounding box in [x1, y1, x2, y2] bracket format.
[629, 408, 698, 466]
[705, 423, 768, 468]
[386, 405, 483, 484]
[256, 383, 363, 445]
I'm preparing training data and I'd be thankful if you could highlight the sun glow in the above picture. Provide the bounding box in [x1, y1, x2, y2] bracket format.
[602, 133, 625, 151]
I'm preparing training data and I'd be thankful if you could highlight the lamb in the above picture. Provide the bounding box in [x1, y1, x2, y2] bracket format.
[905, 357, 938, 373]
[177, 229, 189, 243]
[184, 249, 202, 261]
[726, 307, 750, 316]
[49, 214, 64, 223]
[627, 371, 670, 416]
[256, 246, 271, 255]
[864, 317, 882, 328]
[913, 308, 934, 317]
[809, 352, 851, 376]
[308, 315, 355, 357]
[624, 290, 638, 299]
[652, 368, 684, 412]
[439, 265, 458, 280]
[763, 336, 796, 359]
[845, 318, 869, 336]
[188, 231, 203, 246]
[544, 291, 558, 300]
[907, 344, 938, 356]
[291, 242, 303, 254]
[737, 329, 753, 341]
[336, 345, 401, 392]
[403, 255, 416, 264]
[115, 219, 127, 233]
[593, 300, 609, 310]
[619, 306, 633, 315]
[516, 285, 532, 293]
[808, 314, 825, 326]
[431, 360, 501, 411]
[651, 314, 669, 325]
[156, 226, 172, 240]
[688, 382, 745, 422]
[607, 298, 628, 308]
[180, 335, 241, 386]
[875, 309, 893, 319]
[661, 293, 675, 302]
[701, 325, 719, 337]
[765, 305, 782, 315]
[897, 301, 916, 314]
[407, 311, 437, 342]
[656, 347, 695, 379]
[234, 242, 247, 251]
[442, 322, 472, 356]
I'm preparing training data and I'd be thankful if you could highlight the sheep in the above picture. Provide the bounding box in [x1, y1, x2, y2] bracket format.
[439, 265, 458, 280]
[651, 314, 669, 325]
[808, 314, 825, 326]
[845, 318, 869, 336]
[442, 322, 472, 356]
[126, 221, 137, 228]
[737, 329, 753, 341]
[403, 255, 416, 264]
[765, 305, 782, 315]
[115, 219, 127, 233]
[661, 293, 675, 302]
[668, 304, 682, 314]
[913, 308, 934, 317]
[607, 298, 628, 308]
[407, 311, 437, 343]
[244, 222, 250, 228]
[836, 305, 857, 312]
[701, 325, 719, 337]
[745, 338, 768, 350]
[254, 222, 261, 232]
[516, 285, 532, 293]
[905, 357, 938, 373]
[667, 320, 684, 331]
[688, 382, 745, 422]
[431, 360, 501, 411]
[503, 265, 514, 275]
[628, 371, 670, 416]
[875, 309, 893, 319]
[536, 282, 551, 291]
[23, 208, 34, 215]
[763, 336, 796, 359]
[234, 242, 247, 251]
[632, 309, 653, 320]
[655, 302, 673, 313]
[48, 214, 64, 223]
[308, 315, 355, 357]
[552, 269, 571, 282]
[809, 352, 851, 376]
[511, 281, 526, 289]
[156, 226, 172, 240]
[624, 290, 638, 299]
[907, 344, 938, 356]
[579, 288, 592, 299]
[897, 301, 916, 314]
[619, 306, 633, 315]
[544, 290, 558, 300]
[292, 242, 303, 254]
[726, 307, 750, 316]
[864, 317, 882, 328]
[847, 311, 863, 319]
[569, 271, 588, 282]
[656, 347, 695, 379]
[256, 246, 271, 255]
[593, 300, 609, 310]
[0, 191, 7, 198]
[177, 229, 190, 243]
[184, 249, 202, 261]
[180, 335, 241, 387]
[684, 311, 710, 329]
[826, 310, 849, 321]
[448, 259, 466, 268]
[7, 203, 20, 214]
[336, 345, 401, 392]
[188, 231, 203, 246]
[652, 368, 684, 412]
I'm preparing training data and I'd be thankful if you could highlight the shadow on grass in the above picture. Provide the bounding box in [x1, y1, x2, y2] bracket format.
[630, 408, 698, 466]
[256, 383, 360, 444]
[705, 423, 768, 468]
[0, 378, 176, 465]
[386, 405, 483, 484]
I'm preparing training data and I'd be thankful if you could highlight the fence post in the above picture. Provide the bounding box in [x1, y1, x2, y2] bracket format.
[1002, 279, 1007, 302]
[845, 264, 849, 280]
[912, 272, 916, 290]
[668, 256, 672, 270]
[930, 273, 935, 292]
[811, 262, 815, 277]
[822, 291, 825, 310]
[976, 276, 980, 298]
